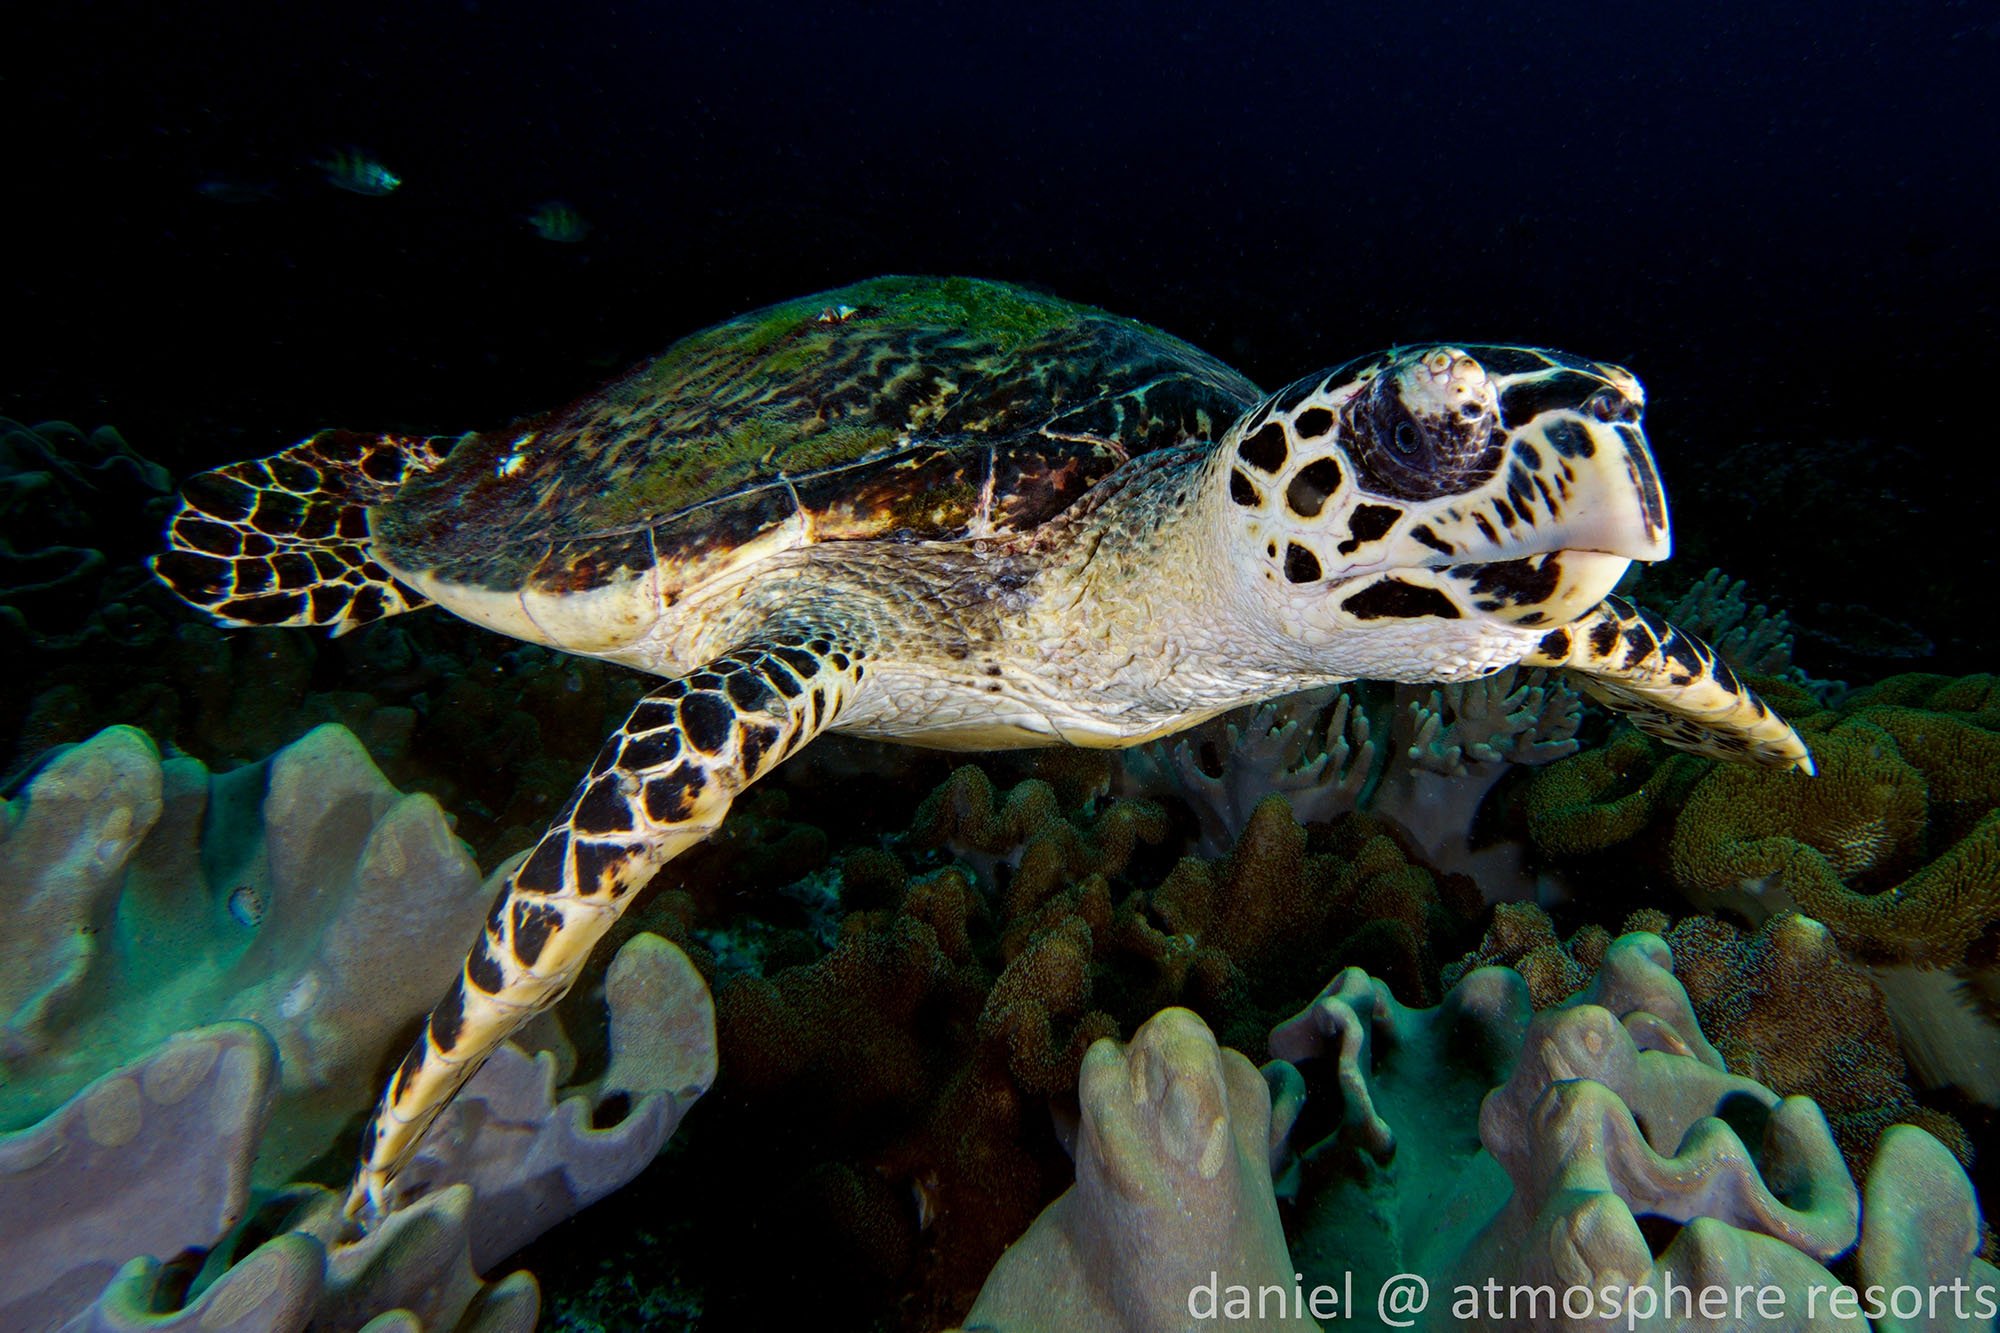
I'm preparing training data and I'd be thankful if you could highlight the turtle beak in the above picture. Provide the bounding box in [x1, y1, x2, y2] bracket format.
[1419, 359, 1671, 627]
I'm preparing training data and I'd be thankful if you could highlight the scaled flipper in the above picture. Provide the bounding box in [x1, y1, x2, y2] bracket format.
[152, 429, 451, 635]
[1523, 594, 1815, 774]
[345, 631, 868, 1222]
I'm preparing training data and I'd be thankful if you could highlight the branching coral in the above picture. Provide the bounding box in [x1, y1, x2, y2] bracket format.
[682, 768, 1470, 1327]
[1120, 669, 1579, 896]
[1647, 566, 1805, 682]
[1118, 685, 1363, 857]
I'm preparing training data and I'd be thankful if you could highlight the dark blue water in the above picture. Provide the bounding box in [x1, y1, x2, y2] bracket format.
[11, 1, 1998, 677]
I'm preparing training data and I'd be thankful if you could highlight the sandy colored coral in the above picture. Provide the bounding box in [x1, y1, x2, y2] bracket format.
[1446, 904, 1972, 1180]
[0, 723, 491, 1184]
[910, 764, 1167, 915]
[1151, 796, 1473, 1025]
[960, 1008, 1302, 1333]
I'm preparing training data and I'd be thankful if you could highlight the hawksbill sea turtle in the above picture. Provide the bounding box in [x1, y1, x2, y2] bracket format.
[151, 275, 1814, 1223]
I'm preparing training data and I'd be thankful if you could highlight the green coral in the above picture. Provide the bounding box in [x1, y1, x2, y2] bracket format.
[1670, 708, 1999, 967]
[1521, 727, 1708, 857]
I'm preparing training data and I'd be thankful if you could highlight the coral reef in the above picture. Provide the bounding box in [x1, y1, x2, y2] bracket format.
[1516, 672, 2000, 1106]
[0, 418, 174, 655]
[0, 722, 491, 1183]
[1446, 904, 1974, 1179]
[957, 1008, 1298, 1333]
[1121, 668, 1579, 894]
[1, 929, 710, 1332]
[956, 932, 1996, 1331]
[550, 762, 1471, 1329]
[0, 720, 716, 1330]
[1641, 565, 1808, 684]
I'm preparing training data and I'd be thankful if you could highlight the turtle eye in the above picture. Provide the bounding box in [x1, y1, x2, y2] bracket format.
[1343, 371, 1499, 501]
[1391, 418, 1421, 458]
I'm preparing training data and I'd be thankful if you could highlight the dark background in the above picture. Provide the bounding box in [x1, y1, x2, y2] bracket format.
[6, 0, 1998, 675]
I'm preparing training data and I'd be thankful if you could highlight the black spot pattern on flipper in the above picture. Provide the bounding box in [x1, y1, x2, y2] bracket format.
[679, 692, 734, 755]
[739, 722, 781, 774]
[572, 776, 636, 835]
[1539, 628, 1572, 659]
[1660, 630, 1705, 679]
[511, 900, 563, 967]
[773, 645, 820, 678]
[516, 832, 570, 895]
[1589, 619, 1621, 658]
[175, 516, 240, 556]
[232, 559, 275, 595]
[628, 700, 677, 732]
[761, 659, 805, 698]
[645, 767, 705, 822]
[184, 471, 258, 521]
[725, 671, 775, 711]
[222, 592, 307, 625]
[309, 584, 353, 621]
[571, 839, 636, 896]
[620, 730, 681, 770]
[428, 979, 466, 1053]
[466, 940, 505, 995]
[390, 1043, 424, 1102]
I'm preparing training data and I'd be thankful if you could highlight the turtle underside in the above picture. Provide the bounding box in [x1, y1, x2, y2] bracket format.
[373, 276, 1262, 599]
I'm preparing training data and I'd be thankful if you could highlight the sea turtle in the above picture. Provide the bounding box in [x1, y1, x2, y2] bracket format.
[151, 275, 1813, 1223]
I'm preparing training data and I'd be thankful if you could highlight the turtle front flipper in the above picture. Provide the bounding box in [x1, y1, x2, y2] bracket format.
[1523, 594, 1815, 774]
[344, 632, 867, 1223]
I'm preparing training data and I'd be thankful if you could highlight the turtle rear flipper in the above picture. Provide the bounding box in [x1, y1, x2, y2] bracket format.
[151, 429, 452, 635]
[1525, 594, 1816, 774]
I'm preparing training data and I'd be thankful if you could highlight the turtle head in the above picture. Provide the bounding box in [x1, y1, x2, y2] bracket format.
[1215, 344, 1671, 677]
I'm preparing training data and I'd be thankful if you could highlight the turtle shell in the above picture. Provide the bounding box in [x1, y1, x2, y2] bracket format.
[372, 276, 1261, 598]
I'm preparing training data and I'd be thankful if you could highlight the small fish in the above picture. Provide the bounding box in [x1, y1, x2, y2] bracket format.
[195, 179, 278, 205]
[527, 200, 590, 243]
[317, 148, 401, 196]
